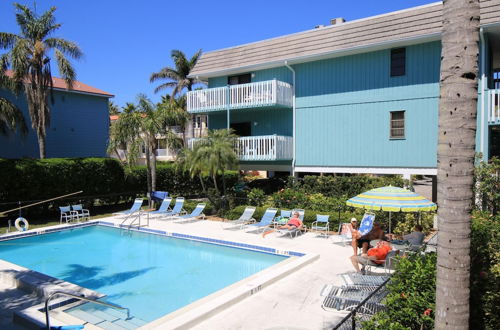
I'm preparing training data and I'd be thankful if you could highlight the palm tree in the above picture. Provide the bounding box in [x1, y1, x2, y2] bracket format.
[0, 3, 83, 158]
[0, 56, 26, 137]
[108, 101, 120, 115]
[150, 49, 203, 142]
[179, 129, 238, 212]
[435, 0, 480, 328]
[108, 95, 184, 201]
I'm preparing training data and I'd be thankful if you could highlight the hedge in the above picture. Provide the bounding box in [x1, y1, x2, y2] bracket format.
[224, 205, 361, 230]
[0, 158, 237, 217]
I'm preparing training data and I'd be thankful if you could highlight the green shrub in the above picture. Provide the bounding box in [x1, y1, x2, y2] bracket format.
[363, 253, 436, 329]
[474, 157, 500, 215]
[247, 188, 266, 207]
[272, 189, 308, 209]
[393, 212, 435, 236]
[470, 211, 500, 329]
[183, 199, 214, 216]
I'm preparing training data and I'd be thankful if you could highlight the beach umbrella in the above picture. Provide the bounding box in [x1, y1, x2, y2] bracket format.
[346, 186, 437, 233]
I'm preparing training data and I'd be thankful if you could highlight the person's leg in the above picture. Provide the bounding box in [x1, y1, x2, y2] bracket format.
[352, 238, 358, 255]
[361, 241, 370, 254]
[262, 228, 275, 238]
[350, 255, 361, 272]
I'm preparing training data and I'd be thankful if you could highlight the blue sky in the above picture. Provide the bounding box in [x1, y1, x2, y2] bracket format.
[0, 0, 436, 107]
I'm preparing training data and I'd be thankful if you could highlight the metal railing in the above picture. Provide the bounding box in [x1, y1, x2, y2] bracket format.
[187, 79, 293, 112]
[488, 89, 500, 123]
[332, 277, 390, 330]
[45, 290, 130, 329]
[188, 135, 293, 161]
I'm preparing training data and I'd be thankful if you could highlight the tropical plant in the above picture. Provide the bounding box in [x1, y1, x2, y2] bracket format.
[179, 129, 238, 212]
[435, 0, 480, 328]
[107, 95, 184, 200]
[0, 56, 26, 137]
[474, 157, 500, 215]
[108, 100, 120, 115]
[0, 3, 83, 158]
[247, 188, 267, 207]
[150, 49, 203, 142]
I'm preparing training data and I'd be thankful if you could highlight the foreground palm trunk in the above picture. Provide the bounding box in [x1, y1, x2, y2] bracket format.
[435, 0, 480, 328]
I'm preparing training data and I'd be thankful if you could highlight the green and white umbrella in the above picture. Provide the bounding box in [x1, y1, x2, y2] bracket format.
[346, 186, 437, 233]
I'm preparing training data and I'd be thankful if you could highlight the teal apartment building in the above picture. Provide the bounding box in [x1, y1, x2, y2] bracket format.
[0, 75, 113, 158]
[186, 1, 500, 180]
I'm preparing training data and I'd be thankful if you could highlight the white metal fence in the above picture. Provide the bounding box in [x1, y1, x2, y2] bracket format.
[188, 135, 293, 161]
[488, 89, 500, 122]
[187, 80, 293, 112]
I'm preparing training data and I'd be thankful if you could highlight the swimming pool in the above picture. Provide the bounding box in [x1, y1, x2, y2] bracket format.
[0, 225, 287, 322]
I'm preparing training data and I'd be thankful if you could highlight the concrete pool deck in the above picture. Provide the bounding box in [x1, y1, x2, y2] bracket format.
[0, 216, 365, 329]
[107, 215, 357, 329]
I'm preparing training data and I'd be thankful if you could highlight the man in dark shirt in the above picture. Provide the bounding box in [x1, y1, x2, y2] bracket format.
[357, 222, 385, 254]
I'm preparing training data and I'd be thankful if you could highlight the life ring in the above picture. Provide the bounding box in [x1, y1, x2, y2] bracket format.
[14, 217, 29, 231]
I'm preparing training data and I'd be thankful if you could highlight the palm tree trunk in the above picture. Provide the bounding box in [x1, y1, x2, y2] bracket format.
[435, 0, 480, 328]
[144, 140, 153, 207]
[38, 130, 46, 158]
[151, 143, 157, 192]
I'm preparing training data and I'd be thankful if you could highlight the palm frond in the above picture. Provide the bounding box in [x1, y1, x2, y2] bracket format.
[0, 97, 27, 136]
[45, 38, 83, 59]
[0, 32, 19, 50]
[54, 49, 76, 89]
[150, 67, 180, 83]
[153, 82, 177, 94]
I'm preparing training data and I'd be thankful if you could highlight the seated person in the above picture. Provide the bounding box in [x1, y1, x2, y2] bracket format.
[357, 222, 385, 254]
[391, 225, 425, 247]
[350, 238, 392, 274]
[348, 218, 361, 256]
[262, 211, 302, 238]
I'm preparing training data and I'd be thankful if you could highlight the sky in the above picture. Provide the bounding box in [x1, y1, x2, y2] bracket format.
[0, 0, 437, 107]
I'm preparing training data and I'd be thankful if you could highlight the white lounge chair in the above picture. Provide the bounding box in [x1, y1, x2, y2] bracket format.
[223, 206, 256, 230]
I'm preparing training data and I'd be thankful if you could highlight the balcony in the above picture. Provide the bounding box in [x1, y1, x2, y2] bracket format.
[187, 80, 293, 113]
[188, 135, 293, 161]
[488, 89, 500, 124]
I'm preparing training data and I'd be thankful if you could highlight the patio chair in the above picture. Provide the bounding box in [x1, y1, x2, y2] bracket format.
[273, 210, 292, 227]
[338, 273, 390, 287]
[223, 206, 256, 230]
[310, 214, 330, 238]
[174, 203, 206, 223]
[59, 206, 76, 224]
[148, 197, 172, 217]
[331, 222, 353, 245]
[358, 213, 375, 235]
[71, 204, 90, 221]
[246, 208, 278, 233]
[113, 198, 144, 216]
[362, 250, 400, 274]
[160, 197, 187, 219]
[320, 284, 388, 314]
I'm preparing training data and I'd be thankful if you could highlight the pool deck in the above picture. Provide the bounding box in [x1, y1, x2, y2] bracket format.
[107, 215, 356, 330]
[0, 216, 369, 329]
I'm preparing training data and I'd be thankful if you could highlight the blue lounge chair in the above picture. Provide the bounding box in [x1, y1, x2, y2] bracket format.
[246, 208, 278, 233]
[358, 213, 375, 235]
[311, 214, 330, 238]
[60, 206, 75, 223]
[148, 197, 172, 216]
[223, 206, 256, 230]
[175, 203, 206, 223]
[113, 198, 144, 216]
[273, 209, 292, 226]
[161, 197, 186, 218]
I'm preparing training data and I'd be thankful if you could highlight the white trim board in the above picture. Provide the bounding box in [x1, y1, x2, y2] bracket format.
[294, 166, 437, 176]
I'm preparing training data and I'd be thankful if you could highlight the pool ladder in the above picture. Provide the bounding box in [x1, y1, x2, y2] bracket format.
[120, 210, 150, 232]
[44, 290, 130, 329]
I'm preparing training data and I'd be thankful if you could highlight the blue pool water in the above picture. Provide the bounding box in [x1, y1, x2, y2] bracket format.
[0, 226, 286, 321]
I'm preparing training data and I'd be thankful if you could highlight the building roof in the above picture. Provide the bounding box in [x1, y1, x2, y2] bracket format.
[5, 70, 113, 97]
[191, 0, 500, 79]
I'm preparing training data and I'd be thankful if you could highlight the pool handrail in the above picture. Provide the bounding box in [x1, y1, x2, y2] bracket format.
[45, 290, 130, 329]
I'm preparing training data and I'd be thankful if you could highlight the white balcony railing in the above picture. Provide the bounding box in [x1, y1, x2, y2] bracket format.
[488, 89, 500, 123]
[187, 80, 293, 113]
[188, 135, 293, 161]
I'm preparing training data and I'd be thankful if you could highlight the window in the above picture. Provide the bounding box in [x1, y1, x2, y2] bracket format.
[390, 111, 405, 139]
[390, 48, 406, 77]
[193, 115, 206, 129]
[228, 73, 251, 85]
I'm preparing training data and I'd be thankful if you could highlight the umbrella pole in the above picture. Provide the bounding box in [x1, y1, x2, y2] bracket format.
[418, 212, 422, 225]
[389, 212, 392, 234]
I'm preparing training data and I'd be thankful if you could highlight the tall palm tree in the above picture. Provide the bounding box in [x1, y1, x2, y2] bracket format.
[150, 49, 203, 142]
[0, 3, 83, 158]
[435, 0, 480, 328]
[0, 55, 26, 137]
